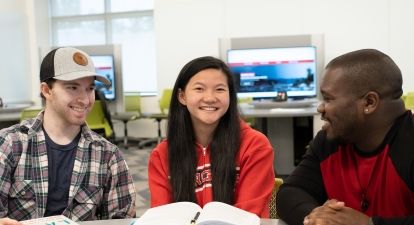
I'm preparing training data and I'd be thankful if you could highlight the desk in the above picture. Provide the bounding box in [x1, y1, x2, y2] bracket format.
[111, 112, 142, 148]
[240, 106, 318, 135]
[0, 102, 33, 129]
[0, 102, 33, 113]
[240, 105, 319, 175]
[111, 111, 168, 149]
[0, 112, 21, 122]
[139, 112, 168, 148]
[79, 218, 286, 225]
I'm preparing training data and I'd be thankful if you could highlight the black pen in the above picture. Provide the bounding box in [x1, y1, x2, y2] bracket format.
[190, 211, 201, 225]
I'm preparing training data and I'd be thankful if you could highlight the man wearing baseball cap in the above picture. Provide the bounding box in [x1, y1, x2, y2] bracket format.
[0, 47, 136, 223]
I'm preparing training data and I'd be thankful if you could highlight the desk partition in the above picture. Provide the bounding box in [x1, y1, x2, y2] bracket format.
[240, 105, 319, 175]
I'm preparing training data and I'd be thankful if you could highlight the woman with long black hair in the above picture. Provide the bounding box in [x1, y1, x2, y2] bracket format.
[148, 56, 275, 217]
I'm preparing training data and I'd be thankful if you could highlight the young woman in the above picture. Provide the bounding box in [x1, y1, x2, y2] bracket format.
[148, 56, 275, 217]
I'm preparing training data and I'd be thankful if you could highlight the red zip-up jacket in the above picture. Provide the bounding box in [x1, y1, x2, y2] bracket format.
[148, 121, 275, 218]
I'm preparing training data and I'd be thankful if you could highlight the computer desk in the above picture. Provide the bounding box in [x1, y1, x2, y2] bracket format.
[0, 102, 33, 128]
[0, 111, 20, 122]
[139, 112, 168, 147]
[240, 106, 318, 134]
[240, 105, 319, 175]
[79, 218, 286, 225]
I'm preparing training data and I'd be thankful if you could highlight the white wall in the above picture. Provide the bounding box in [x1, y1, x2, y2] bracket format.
[0, 1, 33, 103]
[390, 0, 414, 91]
[155, 0, 226, 91]
[0, 0, 49, 106]
[155, 0, 414, 93]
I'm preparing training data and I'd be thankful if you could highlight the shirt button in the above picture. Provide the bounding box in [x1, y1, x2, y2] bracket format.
[21, 191, 26, 195]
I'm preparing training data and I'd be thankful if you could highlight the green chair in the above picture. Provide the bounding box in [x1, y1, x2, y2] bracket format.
[112, 93, 145, 148]
[125, 95, 142, 114]
[154, 88, 172, 142]
[404, 92, 414, 111]
[20, 108, 42, 121]
[139, 89, 172, 148]
[159, 89, 173, 115]
[86, 100, 114, 140]
[238, 97, 256, 127]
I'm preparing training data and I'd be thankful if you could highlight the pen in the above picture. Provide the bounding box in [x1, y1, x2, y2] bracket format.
[190, 211, 200, 225]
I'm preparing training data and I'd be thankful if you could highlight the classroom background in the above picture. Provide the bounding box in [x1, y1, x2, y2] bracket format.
[1, 0, 414, 216]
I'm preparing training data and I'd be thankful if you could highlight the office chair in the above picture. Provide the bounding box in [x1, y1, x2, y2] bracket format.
[404, 92, 414, 111]
[138, 89, 172, 148]
[238, 97, 256, 128]
[159, 89, 172, 115]
[111, 93, 144, 148]
[86, 100, 114, 141]
[269, 177, 284, 219]
[402, 94, 407, 102]
[20, 108, 42, 121]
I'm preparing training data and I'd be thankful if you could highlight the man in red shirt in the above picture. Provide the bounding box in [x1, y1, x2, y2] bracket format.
[277, 49, 414, 225]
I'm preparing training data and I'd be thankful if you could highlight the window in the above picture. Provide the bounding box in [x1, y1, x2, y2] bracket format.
[50, 0, 156, 93]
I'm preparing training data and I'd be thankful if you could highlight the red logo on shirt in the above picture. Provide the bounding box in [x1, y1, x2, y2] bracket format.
[194, 165, 240, 191]
[195, 165, 212, 188]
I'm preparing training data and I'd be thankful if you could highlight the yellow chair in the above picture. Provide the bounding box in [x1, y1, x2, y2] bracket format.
[111, 92, 144, 148]
[20, 108, 42, 121]
[238, 97, 256, 127]
[159, 89, 173, 115]
[86, 100, 114, 140]
[404, 92, 414, 111]
[125, 94, 142, 114]
[269, 178, 283, 219]
[139, 89, 172, 148]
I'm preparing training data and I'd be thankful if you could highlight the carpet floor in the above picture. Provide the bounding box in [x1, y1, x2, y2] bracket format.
[119, 145, 152, 217]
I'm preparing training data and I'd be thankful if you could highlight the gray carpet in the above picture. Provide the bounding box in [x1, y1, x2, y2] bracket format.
[119, 146, 152, 217]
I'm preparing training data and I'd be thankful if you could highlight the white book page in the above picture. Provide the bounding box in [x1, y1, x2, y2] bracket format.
[134, 202, 202, 225]
[197, 202, 260, 225]
[21, 215, 79, 225]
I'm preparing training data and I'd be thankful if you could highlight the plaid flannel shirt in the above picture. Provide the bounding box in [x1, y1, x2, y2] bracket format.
[0, 111, 136, 221]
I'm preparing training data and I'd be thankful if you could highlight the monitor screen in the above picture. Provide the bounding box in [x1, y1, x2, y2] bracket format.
[90, 55, 116, 101]
[227, 46, 317, 100]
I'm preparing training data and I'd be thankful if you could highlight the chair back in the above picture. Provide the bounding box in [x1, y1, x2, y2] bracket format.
[404, 92, 414, 110]
[402, 94, 407, 102]
[238, 97, 253, 104]
[124, 93, 142, 114]
[20, 108, 42, 121]
[159, 89, 173, 115]
[238, 97, 256, 127]
[86, 100, 114, 138]
[269, 178, 284, 219]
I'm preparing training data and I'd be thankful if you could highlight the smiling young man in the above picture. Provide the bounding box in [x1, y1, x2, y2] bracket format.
[0, 47, 136, 222]
[276, 49, 414, 225]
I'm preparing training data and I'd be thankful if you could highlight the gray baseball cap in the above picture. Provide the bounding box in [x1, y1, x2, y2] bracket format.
[40, 47, 111, 86]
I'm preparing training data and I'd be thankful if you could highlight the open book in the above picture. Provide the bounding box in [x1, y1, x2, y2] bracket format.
[21, 215, 79, 225]
[134, 201, 260, 225]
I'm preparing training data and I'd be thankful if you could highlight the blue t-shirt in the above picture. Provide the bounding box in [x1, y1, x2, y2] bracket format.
[43, 127, 79, 216]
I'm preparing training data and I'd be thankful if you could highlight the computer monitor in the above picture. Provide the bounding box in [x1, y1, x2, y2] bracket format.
[90, 55, 116, 101]
[227, 46, 317, 100]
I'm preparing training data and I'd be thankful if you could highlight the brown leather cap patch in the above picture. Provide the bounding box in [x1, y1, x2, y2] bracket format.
[73, 52, 88, 66]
